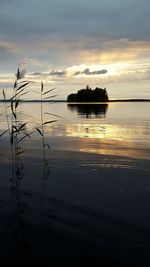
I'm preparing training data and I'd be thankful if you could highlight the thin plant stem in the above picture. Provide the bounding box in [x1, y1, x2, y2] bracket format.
[3, 92, 15, 176]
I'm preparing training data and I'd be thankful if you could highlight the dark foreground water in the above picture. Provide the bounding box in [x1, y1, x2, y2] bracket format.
[0, 102, 150, 266]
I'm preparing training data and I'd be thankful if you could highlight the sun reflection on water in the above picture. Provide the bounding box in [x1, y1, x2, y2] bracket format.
[0, 102, 150, 160]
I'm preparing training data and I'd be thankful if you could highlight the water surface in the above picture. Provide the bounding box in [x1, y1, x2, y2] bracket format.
[0, 101, 150, 266]
[1, 101, 148, 159]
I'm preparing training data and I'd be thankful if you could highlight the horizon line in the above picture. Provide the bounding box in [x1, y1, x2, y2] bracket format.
[0, 99, 150, 103]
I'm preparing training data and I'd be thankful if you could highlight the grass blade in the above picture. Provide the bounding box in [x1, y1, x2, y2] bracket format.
[43, 120, 57, 125]
[41, 82, 44, 92]
[44, 112, 62, 118]
[11, 100, 16, 119]
[19, 91, 29, 97]
[10, 88, 25, 100]
[18, 123, 27, 131]
[2, 89, 6, 100]
[46, 143, 50, 151]
[17, 132, 33, 143]
[17, 82, 30, 91]
[42, 88, 56, 95]
[0, 129, 8, 138]
[15, 99, 19, 109]
[36, 127, 43, 136]
[16, 150, 25, 156]
[44, 95, 57, 100]
[14, 80, 17, 89]
[12, 125, 18, 132]
[11, 128, 13, 146]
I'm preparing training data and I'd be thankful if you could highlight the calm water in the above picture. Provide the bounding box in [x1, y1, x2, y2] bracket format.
[23, 101, 150, 159]
[1, 101, 149, 159]
[0, 101, 150, 265]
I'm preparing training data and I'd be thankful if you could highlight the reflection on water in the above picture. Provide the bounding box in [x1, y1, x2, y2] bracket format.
[0, 101, 150, 264]
[0, 102, 150, 159]
[67, 103, 108, 118]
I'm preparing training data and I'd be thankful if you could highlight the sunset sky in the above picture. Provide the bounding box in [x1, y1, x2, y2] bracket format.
[0, 0, 150, 99]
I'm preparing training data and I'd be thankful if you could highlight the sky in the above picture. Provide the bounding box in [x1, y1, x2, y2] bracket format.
[0, 0, 150, 99]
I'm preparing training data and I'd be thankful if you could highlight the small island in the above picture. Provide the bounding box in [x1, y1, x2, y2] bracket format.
[67, 85, 109, 102]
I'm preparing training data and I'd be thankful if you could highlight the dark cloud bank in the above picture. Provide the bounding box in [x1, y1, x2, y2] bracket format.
[0, 0, 150, 42]
[32, 68, 108, 77]
[0, 0, 150, 71]
[74, 68, 108, 76]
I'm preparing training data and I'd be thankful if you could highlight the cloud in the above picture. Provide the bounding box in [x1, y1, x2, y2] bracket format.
[49, 70, 66, 77]
[0, 39, 20, 72]
[32, 72, 42, 76]
[1, 0, 150, 72]
[31, 67, 107, 78]
[31, 69, 66, 78]
[74, 68, 108, 76]
[0, 39, 19, 53]
[0, 0, 150, 42]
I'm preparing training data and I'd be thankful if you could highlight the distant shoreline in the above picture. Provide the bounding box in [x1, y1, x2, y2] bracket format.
[0, 99, 150, 103]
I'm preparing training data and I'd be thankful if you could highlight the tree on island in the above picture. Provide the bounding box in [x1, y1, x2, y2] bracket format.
[67, 85, 109, 102]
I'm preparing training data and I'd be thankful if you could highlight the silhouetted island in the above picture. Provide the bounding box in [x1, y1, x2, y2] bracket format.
[67, 85, 109, 102]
